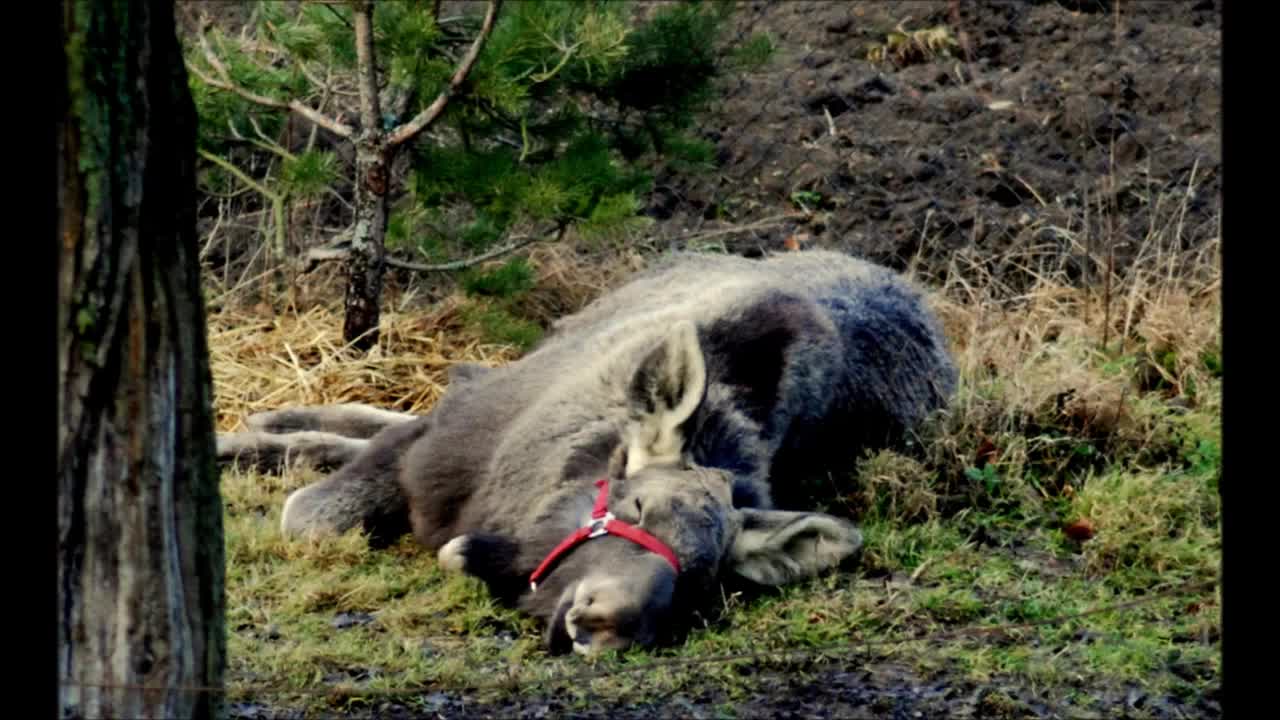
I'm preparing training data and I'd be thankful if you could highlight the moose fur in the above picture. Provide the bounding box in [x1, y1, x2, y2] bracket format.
[218, 249, 958, 655]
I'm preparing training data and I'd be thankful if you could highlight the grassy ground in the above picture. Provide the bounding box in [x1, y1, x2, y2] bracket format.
[212, 235, 1221, 717]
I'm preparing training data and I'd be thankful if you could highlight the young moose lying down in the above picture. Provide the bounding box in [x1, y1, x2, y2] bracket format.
[218, 250, 957, 656]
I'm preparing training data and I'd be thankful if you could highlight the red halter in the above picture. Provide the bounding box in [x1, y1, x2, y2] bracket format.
[528, 478, 682, 592]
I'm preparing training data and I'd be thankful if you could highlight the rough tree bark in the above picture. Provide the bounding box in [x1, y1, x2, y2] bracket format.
[343, 1, 391, 351]
[58, 0, 226, 718]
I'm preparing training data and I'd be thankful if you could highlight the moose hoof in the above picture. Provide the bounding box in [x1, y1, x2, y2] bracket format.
[437, 536, 469, 573]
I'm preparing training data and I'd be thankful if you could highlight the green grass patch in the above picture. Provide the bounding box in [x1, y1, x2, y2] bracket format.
[221, 455, 1219, 712]
[459, 300, 544, 351]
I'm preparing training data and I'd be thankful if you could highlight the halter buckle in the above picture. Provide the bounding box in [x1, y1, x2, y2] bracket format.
[587, 512, 615, 538]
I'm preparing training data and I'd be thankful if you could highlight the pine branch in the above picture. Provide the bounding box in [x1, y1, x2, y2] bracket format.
[386, 0, 504, 148]
[188, 18, 353, 138]
[239, 37, 334, 98]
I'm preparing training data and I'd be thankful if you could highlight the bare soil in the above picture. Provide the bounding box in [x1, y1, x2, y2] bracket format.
[660, 0, 1220, 289]
[231, 658, 1219, 720]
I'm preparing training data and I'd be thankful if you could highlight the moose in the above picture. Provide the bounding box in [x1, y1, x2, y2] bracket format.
[218, 249, 958, 656]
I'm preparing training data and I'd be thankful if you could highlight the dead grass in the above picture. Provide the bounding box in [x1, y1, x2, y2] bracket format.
[207, 240, 645, 432]
[519, 242, 649, 323]
[208, 298, 520, 432]
[872, 223, 1224, 516]
[866, 22, 959, 66]
[851, 450, 939, 523]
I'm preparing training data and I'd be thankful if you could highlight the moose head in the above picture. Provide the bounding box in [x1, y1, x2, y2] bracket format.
[437, 321, 865, 655]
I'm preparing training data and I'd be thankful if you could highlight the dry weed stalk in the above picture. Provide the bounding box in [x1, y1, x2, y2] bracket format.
[894, 203, 1220, 512]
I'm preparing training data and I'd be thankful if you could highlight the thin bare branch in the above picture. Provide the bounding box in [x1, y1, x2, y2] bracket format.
[680, 214, 804, 242]
[188, 20, 354, 138]
[351, 2, 382, 134]
[307, 67, 333, 152]
[299, 247, 352, 274]
[189, 63, 352, 139]
[303, 223, 565, 274]
[197, 149, 279, 201]
[401, 222, 564, 271]
[322, 3, 354, 31]
[386, 0, 504, 148]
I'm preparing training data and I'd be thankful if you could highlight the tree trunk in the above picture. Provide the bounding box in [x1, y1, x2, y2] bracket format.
[343, 140, 391, 351]
[58, 0, 226, 718]
[342, 2, 390, 352]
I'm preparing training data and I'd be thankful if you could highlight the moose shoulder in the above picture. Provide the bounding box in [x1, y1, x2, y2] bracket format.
[218, 250, 958, 656]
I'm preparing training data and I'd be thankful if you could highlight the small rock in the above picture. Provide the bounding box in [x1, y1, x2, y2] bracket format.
[1126, 688, 1147, 709]
[420, 691, 451, 712]
[825, 18, 852, 34]
[1074, 629, 1105, 643]
[332, 611, 375, 629]
[1112, 133, 1146, 165]
[803, 53, 834, 70]
[228, 703, 270, 720]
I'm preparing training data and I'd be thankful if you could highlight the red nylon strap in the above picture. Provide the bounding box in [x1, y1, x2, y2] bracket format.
[528, 479, 682, 591]
[527, 527, 593, 589]
[590, 478, 610, 518]
[599, 518, 682, 572]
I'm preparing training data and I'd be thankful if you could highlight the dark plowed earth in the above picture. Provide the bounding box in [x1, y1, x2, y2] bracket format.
[659, 0, 1220, 290]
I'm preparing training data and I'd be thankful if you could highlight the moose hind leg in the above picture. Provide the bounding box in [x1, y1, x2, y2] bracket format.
[217, 430, 367, 474]
[246, 403, 417, 439]
[279, 416, 432, 546]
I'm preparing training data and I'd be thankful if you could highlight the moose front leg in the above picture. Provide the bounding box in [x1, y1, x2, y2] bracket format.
[217, 430, 368, 474]
[437, 533, 528, 605]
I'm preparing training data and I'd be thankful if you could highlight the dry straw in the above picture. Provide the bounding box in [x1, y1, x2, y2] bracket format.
[208, 243, 647, 432]
[208, 294, 521, 432]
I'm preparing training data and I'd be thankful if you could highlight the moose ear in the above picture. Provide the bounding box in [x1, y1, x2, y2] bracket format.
[606, 444, 629, 481]
[624, 321, 707, 473]
[726, 509, 863, 586]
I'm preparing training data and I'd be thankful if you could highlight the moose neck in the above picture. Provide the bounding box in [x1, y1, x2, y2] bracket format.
[683, 387, 773, 505]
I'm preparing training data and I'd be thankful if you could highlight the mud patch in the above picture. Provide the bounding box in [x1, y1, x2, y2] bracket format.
[659, 1, 1220, 291]
[229, 659, 1221, 719]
